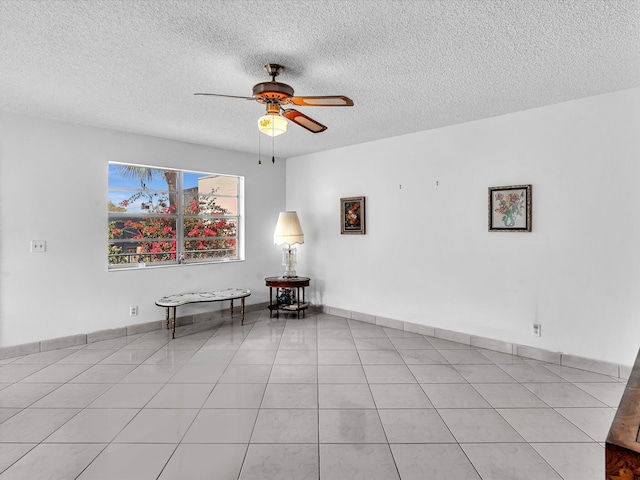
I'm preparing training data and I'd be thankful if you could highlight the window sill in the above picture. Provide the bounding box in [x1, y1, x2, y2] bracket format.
[108, 258, 244, 272]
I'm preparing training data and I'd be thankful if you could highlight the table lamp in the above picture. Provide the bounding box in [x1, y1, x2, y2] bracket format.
[273, 211, 304, 278]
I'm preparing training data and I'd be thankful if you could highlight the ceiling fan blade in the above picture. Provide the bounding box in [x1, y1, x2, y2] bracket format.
[194, 93, 254, 100]
[283, 109, 327, 133]
[285, 96, 354, 107]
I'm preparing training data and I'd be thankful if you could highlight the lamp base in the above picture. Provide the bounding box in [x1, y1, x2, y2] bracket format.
[281, 246, 298, 279]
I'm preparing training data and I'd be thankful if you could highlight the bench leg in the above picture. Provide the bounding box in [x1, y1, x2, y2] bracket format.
[171, 306, 177, 339]
[230, 299, 234, 320]
[165, 308, 170, 330]
[241, 298, 245, 325]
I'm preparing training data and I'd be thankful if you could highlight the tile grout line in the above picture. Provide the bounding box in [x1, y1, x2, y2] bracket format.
[316, 314, 321, 480]
[349, 319, 403, 479]
[0, 311, 620, 479]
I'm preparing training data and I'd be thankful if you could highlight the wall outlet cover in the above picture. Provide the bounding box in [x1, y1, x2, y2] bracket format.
[532, 323, 541, 337]
[30, 240, 46, 252]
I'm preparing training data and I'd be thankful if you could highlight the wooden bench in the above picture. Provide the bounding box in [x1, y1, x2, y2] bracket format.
[156, 288, 251, 338]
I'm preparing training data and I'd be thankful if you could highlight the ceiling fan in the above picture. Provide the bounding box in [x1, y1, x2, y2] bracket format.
[195, 64, 354, 136]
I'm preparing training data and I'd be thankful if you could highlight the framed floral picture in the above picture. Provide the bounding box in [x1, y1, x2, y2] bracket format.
[340, 196, 366, 234]
[488, 185, 532, 232]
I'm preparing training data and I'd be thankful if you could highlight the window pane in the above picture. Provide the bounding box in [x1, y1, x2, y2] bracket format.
[108, 240, 178, 265]
[182, 171, 238, 216]
[183, 193, 237, 215]
[183, 217, 237, 239]
[183, 239, 237, 261]
[183, 217, 237, 261]
[184, 172, 237, 196]
[109, 216, 177, 239]
[109, 216, 177, 264]
[109, 190, 175, 214]
[109, 165, 178, 190]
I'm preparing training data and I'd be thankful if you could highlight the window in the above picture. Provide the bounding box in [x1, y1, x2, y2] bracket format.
[108, 162, 243, 269]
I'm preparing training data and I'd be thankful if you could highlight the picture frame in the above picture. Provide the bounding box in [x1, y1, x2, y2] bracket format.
[340, 196, 366, 235]
[488, 184, 532, 232]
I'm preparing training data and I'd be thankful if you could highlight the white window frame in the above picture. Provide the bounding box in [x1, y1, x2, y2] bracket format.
[108, 162, 244, 270]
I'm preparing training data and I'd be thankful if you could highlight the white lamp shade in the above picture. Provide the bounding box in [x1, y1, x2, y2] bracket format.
[258, 114, 288, 137]
[274, 211, 304, 246]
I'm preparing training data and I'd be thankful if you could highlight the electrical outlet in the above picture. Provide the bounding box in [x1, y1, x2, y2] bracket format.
[30, 240, 46, 252]
[129, 306, 138, 316]
[532, 323, 541, 337]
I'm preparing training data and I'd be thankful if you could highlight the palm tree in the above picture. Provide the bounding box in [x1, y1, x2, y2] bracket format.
[117, 165, 178, 211]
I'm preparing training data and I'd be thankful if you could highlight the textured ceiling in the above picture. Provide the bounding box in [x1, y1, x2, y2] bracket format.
[0, 0, 638, 159]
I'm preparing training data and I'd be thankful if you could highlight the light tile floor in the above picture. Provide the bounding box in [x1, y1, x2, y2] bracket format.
[0, 311, 626, 479]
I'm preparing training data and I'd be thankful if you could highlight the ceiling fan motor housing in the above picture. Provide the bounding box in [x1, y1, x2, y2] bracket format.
[252, 81, 294, 103]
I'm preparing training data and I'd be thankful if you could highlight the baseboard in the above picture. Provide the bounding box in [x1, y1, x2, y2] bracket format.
[0, 302, 631, 381]
[0, 301, 269, 361]
[322, 305, 631, 379]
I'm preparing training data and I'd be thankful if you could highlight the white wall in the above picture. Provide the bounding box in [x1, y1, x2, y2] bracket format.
[0, 112, 286, 347]
[287, 87, 640, 366]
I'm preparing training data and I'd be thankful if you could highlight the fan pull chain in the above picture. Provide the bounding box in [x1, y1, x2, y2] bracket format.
[258, 129, 262, 164]
[272, 118, 275, 164]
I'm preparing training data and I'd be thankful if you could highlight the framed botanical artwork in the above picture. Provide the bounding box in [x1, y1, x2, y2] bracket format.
[340, 196, 366, 234]
[488, 184, 532, 232]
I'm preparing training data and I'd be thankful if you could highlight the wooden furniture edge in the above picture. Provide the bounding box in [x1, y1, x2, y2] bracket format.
[607, 347, 640, 479]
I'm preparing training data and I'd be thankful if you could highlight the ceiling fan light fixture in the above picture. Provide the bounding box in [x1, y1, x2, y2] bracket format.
[258, 113, 288, 137]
